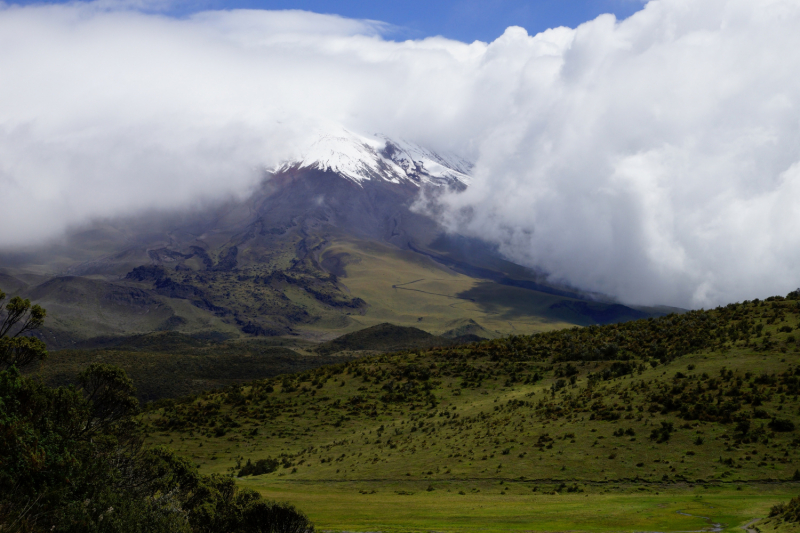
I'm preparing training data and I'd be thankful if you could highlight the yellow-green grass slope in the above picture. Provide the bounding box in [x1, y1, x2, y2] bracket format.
[27, 275, 242, 341]
[314, 238, 584, 337]
[145, 294, 800, 532]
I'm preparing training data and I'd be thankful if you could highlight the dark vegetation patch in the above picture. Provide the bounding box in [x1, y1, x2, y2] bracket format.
[548, 300, 649, 325]
[319, 251, 351, 278]
[456, 281, 659, 324]
[1, 290, 316, 532]
[30, 332, 352, 403]
[238, 457, 280, 477]
[770, 495, 800, 523]
[125, 252, 367, 337]
[1, 365, 315, 533]
[315, 323, 456, 355]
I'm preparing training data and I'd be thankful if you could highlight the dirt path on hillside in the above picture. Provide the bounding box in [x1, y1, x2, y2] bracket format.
[741, 518, 761, 533]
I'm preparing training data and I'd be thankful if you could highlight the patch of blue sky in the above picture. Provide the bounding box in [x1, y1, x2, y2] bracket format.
[6, 0, 647, 42]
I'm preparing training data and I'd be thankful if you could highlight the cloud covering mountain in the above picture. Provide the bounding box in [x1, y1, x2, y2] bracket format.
[2, 0, 799, 308]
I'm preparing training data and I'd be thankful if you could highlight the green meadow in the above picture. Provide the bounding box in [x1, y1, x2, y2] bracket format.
[238, 481, 795, 533]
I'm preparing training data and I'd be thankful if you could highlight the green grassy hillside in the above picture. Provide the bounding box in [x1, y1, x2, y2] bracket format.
[143, 292, 800, 532]
[23, 275, 242, 346]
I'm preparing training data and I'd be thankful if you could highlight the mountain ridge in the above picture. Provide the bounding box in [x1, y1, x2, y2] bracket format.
[0, 128, 674, 345]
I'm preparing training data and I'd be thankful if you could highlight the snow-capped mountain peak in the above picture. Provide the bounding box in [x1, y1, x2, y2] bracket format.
[276, 128, 472, 187]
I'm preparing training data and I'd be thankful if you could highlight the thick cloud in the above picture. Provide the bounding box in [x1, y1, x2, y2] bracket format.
[1, 0, 799, 307]
[436, 0, 800, 308]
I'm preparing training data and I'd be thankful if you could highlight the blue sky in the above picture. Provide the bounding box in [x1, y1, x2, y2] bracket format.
[11, 0, 647, 42]
[242, 1, 647, 42]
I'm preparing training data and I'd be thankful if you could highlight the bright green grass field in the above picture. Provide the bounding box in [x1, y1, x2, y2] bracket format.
[239, 480, 792, 533]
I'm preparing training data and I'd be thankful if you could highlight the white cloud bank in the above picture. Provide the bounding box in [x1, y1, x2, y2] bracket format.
[1, 0, 800, 308]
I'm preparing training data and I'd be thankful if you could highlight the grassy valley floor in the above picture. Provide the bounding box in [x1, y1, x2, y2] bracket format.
[237, 481, 796, 533]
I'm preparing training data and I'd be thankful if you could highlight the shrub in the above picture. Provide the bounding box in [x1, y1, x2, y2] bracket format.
[649, 422, 675, 443]
[0, 290, 314, 533]
[240, 499, 315, 533]
[768, 418, 796, 432]
[736, 420, 751, 435]
[769, 496, 800, 523]
[239, 458, 280, 478]
[0, 365, 314, 533]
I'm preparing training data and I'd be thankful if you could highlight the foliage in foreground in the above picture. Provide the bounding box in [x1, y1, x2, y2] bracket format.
[771, 495, 800, 523]
[0, 289, 47, 371]
[0, 289, 314, 533]
[0, 364, 314, 533]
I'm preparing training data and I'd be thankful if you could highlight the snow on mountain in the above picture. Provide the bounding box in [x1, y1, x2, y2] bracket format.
[275, 128, 472, 187]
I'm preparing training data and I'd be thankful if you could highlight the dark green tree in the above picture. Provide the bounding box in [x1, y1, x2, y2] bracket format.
[0, 289, 47, 370]
[0, 289, 313, 533]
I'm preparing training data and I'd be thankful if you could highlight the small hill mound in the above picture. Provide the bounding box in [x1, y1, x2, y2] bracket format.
[440, 318, 494, 340]
[316, 323, 454, 355]
[0, 271, 28, 293]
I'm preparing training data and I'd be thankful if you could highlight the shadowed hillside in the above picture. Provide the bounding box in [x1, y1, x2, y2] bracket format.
[29, 332, 354, 402]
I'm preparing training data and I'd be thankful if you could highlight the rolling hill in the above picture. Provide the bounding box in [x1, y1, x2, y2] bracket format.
[140, 291, 800, 532]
